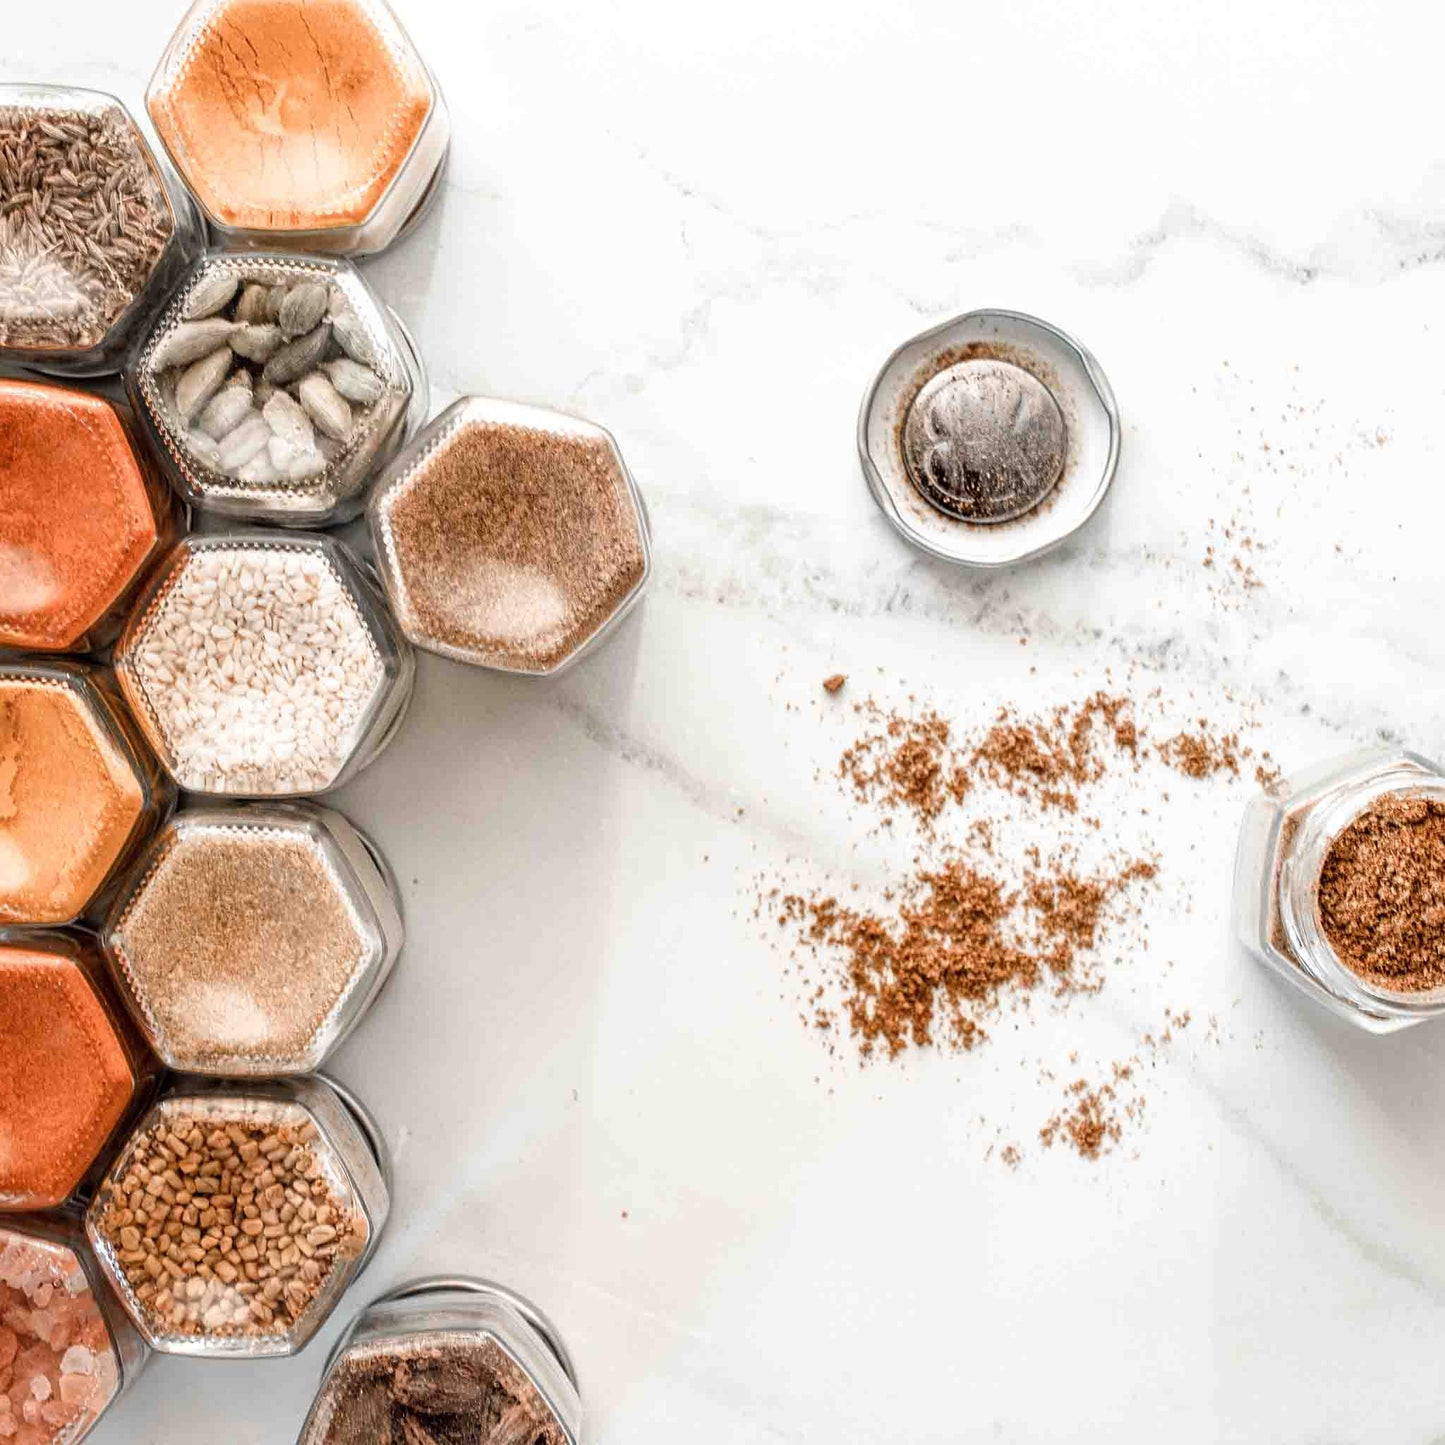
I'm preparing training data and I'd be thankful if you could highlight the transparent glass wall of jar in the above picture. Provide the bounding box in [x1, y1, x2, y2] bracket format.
[0, 85, 203, 376]
[0, 380, 183, 655]
[0, 1211, 149, 1443]
[1234, 748, 1445, 1032]
[114, 532, 415, 798]
[0, 661, 174, 927]
[299, 1277, 582, 1444]
[127, 252, 426, 526]
[85, 1075, 390, 1359]
[146, 0, 450, 257]
[104, 802, 404, 1075]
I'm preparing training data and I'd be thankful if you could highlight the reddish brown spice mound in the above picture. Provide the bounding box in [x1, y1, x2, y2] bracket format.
[1156, 728, 1241, 779]
[779, 856, 1156, 1059]
[822, 674, 847, 695]
[1318, 792, 1445, 992]
[839, 707, 969, 823]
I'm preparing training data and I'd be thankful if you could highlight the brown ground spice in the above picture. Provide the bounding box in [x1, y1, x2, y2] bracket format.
[1156, 728, 1241, 779]
[780, 855, 1156, 1059]
[1318, 792, 1445, 992]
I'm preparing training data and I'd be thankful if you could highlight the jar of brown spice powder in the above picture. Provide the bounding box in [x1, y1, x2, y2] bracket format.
[0, 85, 203, 377]
[103, 802, 403, 1076]
[368, 396, 653, 675]
[85, 1075, 390, 1358]
[300, 1276, 582, 1445]
[1235, 748, 1445, 1031]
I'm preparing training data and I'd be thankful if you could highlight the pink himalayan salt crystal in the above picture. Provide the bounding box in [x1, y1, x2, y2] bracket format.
[0, 1233, 118, 1443]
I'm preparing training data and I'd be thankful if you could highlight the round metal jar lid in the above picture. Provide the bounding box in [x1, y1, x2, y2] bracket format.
[859, 309, 1120, 566]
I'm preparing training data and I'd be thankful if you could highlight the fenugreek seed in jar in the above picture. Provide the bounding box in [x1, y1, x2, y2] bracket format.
[84, 1077, 390, 1358]
[114, 534, 413, 798]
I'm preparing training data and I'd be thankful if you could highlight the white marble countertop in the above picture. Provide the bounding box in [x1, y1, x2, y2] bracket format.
[10, 0, 1445, 1439]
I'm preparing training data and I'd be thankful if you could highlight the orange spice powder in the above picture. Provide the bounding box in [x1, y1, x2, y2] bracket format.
[0, 674, 147, 925]
[149, 0, 433, 231]
[0, 380, 165, 652]
[0, 939, 145, 1210]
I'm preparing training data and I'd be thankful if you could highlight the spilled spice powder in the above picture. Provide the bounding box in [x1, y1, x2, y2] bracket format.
[1156, 728, 1241, 780]
[1317, 792, 1445, 992]
[839, 707, 969, 823]
[781, 855, 1155, 1058]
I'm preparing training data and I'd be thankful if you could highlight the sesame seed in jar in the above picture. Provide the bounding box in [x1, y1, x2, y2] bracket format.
[114, 536, 412, 798]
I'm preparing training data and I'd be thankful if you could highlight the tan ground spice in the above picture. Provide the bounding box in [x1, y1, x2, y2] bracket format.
[1318, 792, 1445, 992]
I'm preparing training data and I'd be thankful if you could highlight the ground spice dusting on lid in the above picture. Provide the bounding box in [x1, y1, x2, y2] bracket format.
[1317, 791, 1445, 992]
[307, 1335, 567, 1445]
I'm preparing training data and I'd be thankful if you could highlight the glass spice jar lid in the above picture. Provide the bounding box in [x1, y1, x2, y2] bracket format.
[0, 85, 204, 377]
[0, 660, 174, 927]
[146, 0, 450, 257]
[0, 931, 158, 1212]
[859, 309, 1121, 567]
[127, 252, 426, 527]
[0, 1211, 150, 1443]
[103, 802, 403, 1076]
[368, 396, 654, 676]
[0, 379, 182, 655]
[300, 1276, 582, 1445]
[113, 532, 415, 798]
[84, 1075, 391, 1359]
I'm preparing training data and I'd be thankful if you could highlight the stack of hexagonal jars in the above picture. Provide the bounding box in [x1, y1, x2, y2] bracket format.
[0, 1, 638, 1437]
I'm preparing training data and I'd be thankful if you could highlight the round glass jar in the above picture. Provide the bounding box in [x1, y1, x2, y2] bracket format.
[299, 1277, 582, 1445]
[113, 532, 414, 798]
[1234, 748, 1445, 1032]
[0, 379, 182, 655]
[0, 1211, 149, 1442]
[0, 85, 203, 377]
[859, 309, 1120, 567]
[127, 252, 426, 526]
[146, 0, 450, 257]
[368, 396, 654, 676]
[85, 1075, 390, 1359]
[0, 930, 158, 1213]
[0, 660, 174, 927]
[103, 801, 403, 1076]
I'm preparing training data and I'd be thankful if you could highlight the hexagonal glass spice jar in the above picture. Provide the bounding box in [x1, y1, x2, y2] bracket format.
[299, 1277, 582, 1445]
[84, 1076, 390, 1359]
[0, 932, 157, 1212]
[114, 533, 414, 798]
[1234, 748, 1445, 1032]
[0, 379, 181, 655]
[0, 661, 173, 927]
[103, 802, 403, 1076]
[146, 0, 449, 257]
[0, 85, 203, 377]
[0, 1211, 149, 1443]
[128, 253, 426, 526]
[369, 397, 654, 676]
